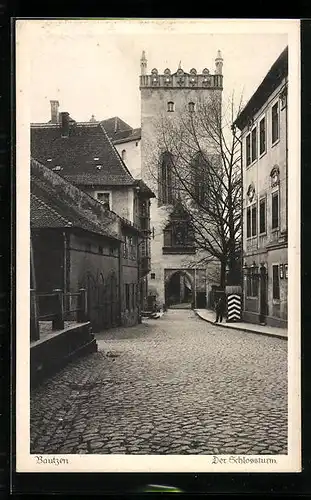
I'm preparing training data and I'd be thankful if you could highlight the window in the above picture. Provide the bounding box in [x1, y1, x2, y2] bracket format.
[246, 204, 257, 238]
[272, 102, 279, 144]
[259, 117, 266, 155]
[163, 220, 195, 253]
[246, 266, 259, 297]
[272, 191, 279, 229]
[96, 192, 111, 210]
[272, 265, 280, 300]
[188, 102, 195, 113]
[247, 207, 251, 238]
[246, 127, 258, 166]
[251, 205, 257, 236]
[121, 149, 126, 161]
[159, 152, 174, 205]
[98, 245, 103, 254]
[251, 127, 257, 162]
[246, 134, 251, 166]
[150, 273, 156, 280]
[259, 198, 266, 234]
[167, 101, 174, 112]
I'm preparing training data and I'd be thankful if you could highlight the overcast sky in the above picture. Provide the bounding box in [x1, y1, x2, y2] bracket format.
[18, 20, 296, 128]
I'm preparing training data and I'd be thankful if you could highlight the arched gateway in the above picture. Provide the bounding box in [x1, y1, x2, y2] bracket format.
[164, 270, 194, 308]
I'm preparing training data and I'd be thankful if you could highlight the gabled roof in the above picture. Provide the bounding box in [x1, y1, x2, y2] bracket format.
[100, 116, 132, 137]
[101, 116, 141, 144]
[30, 158, 122, 241]
[134, 179, 156, 199]
[234, 46, 288, 130]
[31, 121, 136, 187]
[113, 128, 141, 145]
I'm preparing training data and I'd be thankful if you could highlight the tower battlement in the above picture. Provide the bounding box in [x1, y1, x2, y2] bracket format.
[140, 51, 223, 90]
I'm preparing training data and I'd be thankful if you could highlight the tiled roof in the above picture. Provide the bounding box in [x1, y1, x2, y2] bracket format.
[101, 116, 141, 144]
[113, 128, 141, 145]
[100, 116, 132, 137]
[135, 179, 156, 198]
[31, 122, 136, 187]
[31, 193, 72, 228]
[30, 158, 121, 240]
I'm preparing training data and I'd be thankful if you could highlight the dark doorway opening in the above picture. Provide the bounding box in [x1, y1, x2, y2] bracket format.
[165, 271, 193, 308]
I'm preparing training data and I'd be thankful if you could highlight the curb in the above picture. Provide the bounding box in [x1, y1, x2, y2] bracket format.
[193, 310, 287, 340]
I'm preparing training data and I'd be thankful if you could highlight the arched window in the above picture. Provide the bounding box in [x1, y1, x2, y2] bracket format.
[121, 149, 126, 162]
[167, 101, 175, 113]
[163, 202, 195, 254]
[188, 101, 195, 113]
[159, 152, 174, 206]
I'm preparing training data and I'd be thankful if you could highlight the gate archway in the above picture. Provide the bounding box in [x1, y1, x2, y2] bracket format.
[165, 270, 194, 308]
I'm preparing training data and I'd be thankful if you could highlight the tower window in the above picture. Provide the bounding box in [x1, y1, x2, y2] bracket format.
[167, 101, 175, 113]
[159, 152, 174, 206]
[188, 102, 195, 113]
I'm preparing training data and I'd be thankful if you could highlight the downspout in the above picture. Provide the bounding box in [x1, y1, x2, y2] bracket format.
[63, 231, 68, 292]
[118, 240, 123, 324]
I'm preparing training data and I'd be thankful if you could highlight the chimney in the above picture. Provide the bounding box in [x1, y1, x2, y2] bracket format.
[50, 100, 60, 124]
[60, 112, 70, 138]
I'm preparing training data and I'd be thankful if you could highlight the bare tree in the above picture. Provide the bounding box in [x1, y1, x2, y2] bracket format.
[148, 92, 243, 288]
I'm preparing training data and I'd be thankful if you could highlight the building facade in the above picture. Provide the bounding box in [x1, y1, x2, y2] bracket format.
[31, 158, 123, 332]
[139, 51, 224, 307]
[101, 116, 142, 180]
[234, 47, 288, 328]
[31, 112, 154, 325]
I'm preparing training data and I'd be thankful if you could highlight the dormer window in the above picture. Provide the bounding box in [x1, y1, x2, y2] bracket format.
[167, 101, 175, 113]
[188, 102, 195, 113]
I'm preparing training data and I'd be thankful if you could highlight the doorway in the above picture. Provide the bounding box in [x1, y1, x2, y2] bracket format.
[259, 265, 268, 324]
[165, 271, 193, 308]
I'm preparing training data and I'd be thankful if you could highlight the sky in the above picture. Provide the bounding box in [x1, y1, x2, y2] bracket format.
[17, 19, 297, 128]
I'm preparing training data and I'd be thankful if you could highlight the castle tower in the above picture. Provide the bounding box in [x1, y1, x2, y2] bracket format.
[140, 52, 224, 307]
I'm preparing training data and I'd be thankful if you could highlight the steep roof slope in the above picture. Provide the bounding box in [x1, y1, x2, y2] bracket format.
[31, 122, 136, 187]
[30, 158, 122, 240]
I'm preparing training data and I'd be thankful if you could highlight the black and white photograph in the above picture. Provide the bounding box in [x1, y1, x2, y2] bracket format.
[15, 19, 300, 473]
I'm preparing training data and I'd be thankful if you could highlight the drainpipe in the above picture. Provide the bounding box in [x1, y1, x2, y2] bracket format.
[63, 231, 68, 292]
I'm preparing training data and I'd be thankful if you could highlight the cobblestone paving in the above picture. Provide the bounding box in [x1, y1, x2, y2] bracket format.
[30, 309, 288, 455]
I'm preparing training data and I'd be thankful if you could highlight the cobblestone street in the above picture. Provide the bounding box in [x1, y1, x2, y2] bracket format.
[30, 310, 288, 455]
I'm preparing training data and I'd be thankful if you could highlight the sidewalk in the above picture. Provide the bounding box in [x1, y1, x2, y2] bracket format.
[194, 309, 287, 340]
